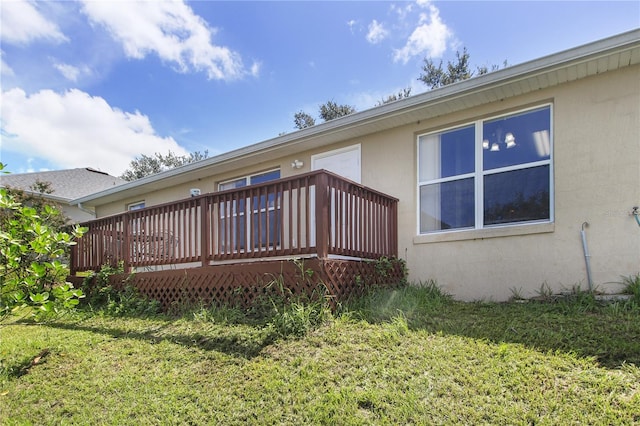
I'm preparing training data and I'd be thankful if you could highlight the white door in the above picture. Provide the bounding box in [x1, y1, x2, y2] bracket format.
[311, 144, 361, 183]
[311, 144, 361, 252]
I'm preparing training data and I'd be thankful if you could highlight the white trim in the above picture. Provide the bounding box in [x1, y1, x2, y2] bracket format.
[417, 103, 554, 235]
[127, 201, 145, 211]
[475, 122, 484, 231]
[218, 168, 281, 190]
[414, 222, 555, 244]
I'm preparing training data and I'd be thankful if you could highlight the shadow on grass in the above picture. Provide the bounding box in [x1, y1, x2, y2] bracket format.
[37, 315, 276, 360]
[340, 285, 640, 370]
[21, 285, 640, 370]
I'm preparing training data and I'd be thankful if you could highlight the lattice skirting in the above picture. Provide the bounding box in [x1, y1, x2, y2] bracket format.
[71, 258, 405, 311]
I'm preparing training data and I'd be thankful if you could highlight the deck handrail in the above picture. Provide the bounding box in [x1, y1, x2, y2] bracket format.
[70, 170, 398, 274]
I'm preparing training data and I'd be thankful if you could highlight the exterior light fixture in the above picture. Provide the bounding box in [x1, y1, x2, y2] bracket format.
[291, 160, 304, 169]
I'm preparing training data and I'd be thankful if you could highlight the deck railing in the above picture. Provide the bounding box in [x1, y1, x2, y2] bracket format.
[70, 170, 398, 274]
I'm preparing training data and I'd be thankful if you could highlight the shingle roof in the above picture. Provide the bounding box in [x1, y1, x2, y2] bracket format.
[0, 168, 125, 202]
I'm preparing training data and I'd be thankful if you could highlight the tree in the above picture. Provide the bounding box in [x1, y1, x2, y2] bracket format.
[319, 101, 356, 122]
[418, 47, 505, 90]
[376, 87, 412, 106]
[120, 150, 209, 181]
[294, 111, 316, 129]
[293, 101, 356, 130]
[0, 164, 86, 322]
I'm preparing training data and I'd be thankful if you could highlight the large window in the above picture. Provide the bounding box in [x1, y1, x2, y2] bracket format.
[418, 105, 552, 234]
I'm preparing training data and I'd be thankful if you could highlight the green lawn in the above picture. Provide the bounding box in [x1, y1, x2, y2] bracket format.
[1, 285, 639, 425]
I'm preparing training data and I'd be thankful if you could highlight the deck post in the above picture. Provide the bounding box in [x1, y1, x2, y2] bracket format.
[200, 197, 209, 267]
[390, 199, 398, 257]
[69, 244, 77, 275]
[315, 172, 329, 259]
[122, 213, 131, 273]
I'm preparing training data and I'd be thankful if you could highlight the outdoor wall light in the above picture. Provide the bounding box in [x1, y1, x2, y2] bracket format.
[291, 160, 304, 169]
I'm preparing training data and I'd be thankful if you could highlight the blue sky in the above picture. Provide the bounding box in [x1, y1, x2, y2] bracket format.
[1, 0, 638, 177]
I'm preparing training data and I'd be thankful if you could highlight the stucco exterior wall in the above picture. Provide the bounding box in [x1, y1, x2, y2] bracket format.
[94, 64, 639, 301]
[377, 65, 638, 301]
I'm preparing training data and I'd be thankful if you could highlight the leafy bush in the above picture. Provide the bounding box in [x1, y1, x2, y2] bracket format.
[103, 285, 161, 317]
[81, 263, 160, 317]
[0, 163, 86, 322]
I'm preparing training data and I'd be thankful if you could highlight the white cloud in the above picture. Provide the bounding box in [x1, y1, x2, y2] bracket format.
[366, 20, 389, 44]
[0, 0, 68, 45]
[393, 2, 452, 64]
[347, 19, 357, 33]
[80, 0, 247, 80]
[1, 51, 14, 76]
[391, 3, 414, 22]
[52, 62, 91, 82]
[250, 61, 261, 77]
[1, 88, 188, 176]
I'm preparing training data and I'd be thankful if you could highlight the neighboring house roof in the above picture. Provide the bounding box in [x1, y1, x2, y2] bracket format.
[1, 167, 125, 202]
[73, 29, 640, 208]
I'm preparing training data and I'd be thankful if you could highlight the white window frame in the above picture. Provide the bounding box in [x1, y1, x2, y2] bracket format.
[218, 169, 281, 191]
[417, 104, 554, 235]
[127, 201, 145, 211]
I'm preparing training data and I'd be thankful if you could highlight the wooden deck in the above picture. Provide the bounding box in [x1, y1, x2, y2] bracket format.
[69, 171, 402, 308]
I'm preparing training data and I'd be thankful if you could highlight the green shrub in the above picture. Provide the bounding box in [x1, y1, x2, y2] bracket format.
[103, 284, 161, 317]
[0, 163, 86, 322]
[81, 263, 160, 317]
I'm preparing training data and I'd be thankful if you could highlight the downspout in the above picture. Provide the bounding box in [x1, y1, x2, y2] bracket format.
[632, 206, 640, 227]
[580, 222, 593, 292]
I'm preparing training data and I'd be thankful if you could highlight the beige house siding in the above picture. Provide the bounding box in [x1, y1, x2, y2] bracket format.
[401, 66, 639, 300]
[93, 64, 639, 301]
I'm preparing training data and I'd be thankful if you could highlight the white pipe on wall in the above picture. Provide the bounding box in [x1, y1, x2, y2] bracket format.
[580, 222, 594, 292]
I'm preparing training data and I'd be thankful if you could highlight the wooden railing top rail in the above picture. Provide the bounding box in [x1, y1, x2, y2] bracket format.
[71, 170, 398, 274]
[87, 170, 398, 223]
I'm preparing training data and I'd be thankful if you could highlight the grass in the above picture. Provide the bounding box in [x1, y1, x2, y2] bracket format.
[1, 283, 639, 425]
